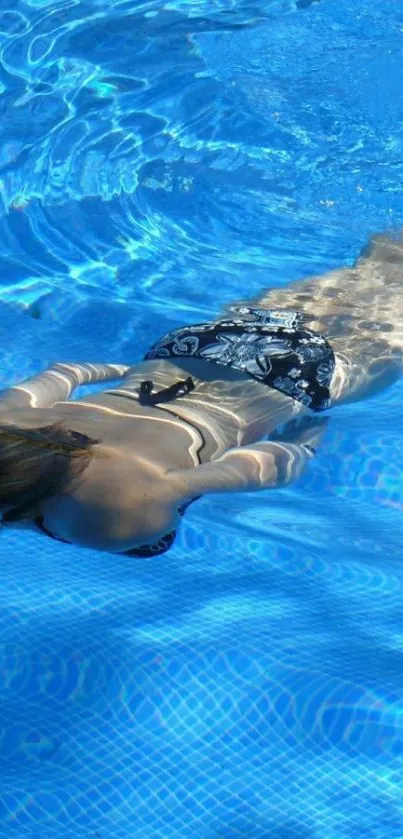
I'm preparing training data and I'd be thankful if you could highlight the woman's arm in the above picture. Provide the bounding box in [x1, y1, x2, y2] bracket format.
[171, 441, 315, 498]
[0, 362, 129, 408]
[171, 416, 327, 498]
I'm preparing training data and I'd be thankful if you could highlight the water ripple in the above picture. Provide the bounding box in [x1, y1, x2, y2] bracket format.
[0, 0, 402, 311]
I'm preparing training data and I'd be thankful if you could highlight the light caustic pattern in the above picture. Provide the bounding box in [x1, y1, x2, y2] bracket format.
[0, 1, 403, 838]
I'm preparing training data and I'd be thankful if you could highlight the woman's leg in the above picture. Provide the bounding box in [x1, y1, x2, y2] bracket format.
[224, 235, 401, 331]
[221, 233, 403, 403]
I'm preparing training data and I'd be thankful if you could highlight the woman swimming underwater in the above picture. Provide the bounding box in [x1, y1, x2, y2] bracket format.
[0, 232, 402, 557]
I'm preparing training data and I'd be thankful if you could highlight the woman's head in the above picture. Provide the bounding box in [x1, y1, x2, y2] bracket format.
[0, 421, 98, 524]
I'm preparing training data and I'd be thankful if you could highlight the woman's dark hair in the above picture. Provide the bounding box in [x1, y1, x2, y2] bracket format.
[0, 422, 98, 524]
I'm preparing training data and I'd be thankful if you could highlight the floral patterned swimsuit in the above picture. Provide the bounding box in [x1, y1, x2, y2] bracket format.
[145, 307, 335, 412]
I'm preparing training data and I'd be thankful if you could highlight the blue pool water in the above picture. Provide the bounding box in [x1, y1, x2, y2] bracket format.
[1, 0, 403, 836]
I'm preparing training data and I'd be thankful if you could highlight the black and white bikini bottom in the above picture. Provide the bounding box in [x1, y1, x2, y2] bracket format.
[145, 306, 335, 413]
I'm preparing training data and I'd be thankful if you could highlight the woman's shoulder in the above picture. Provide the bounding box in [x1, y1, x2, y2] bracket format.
[41, 447, 181, 551]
